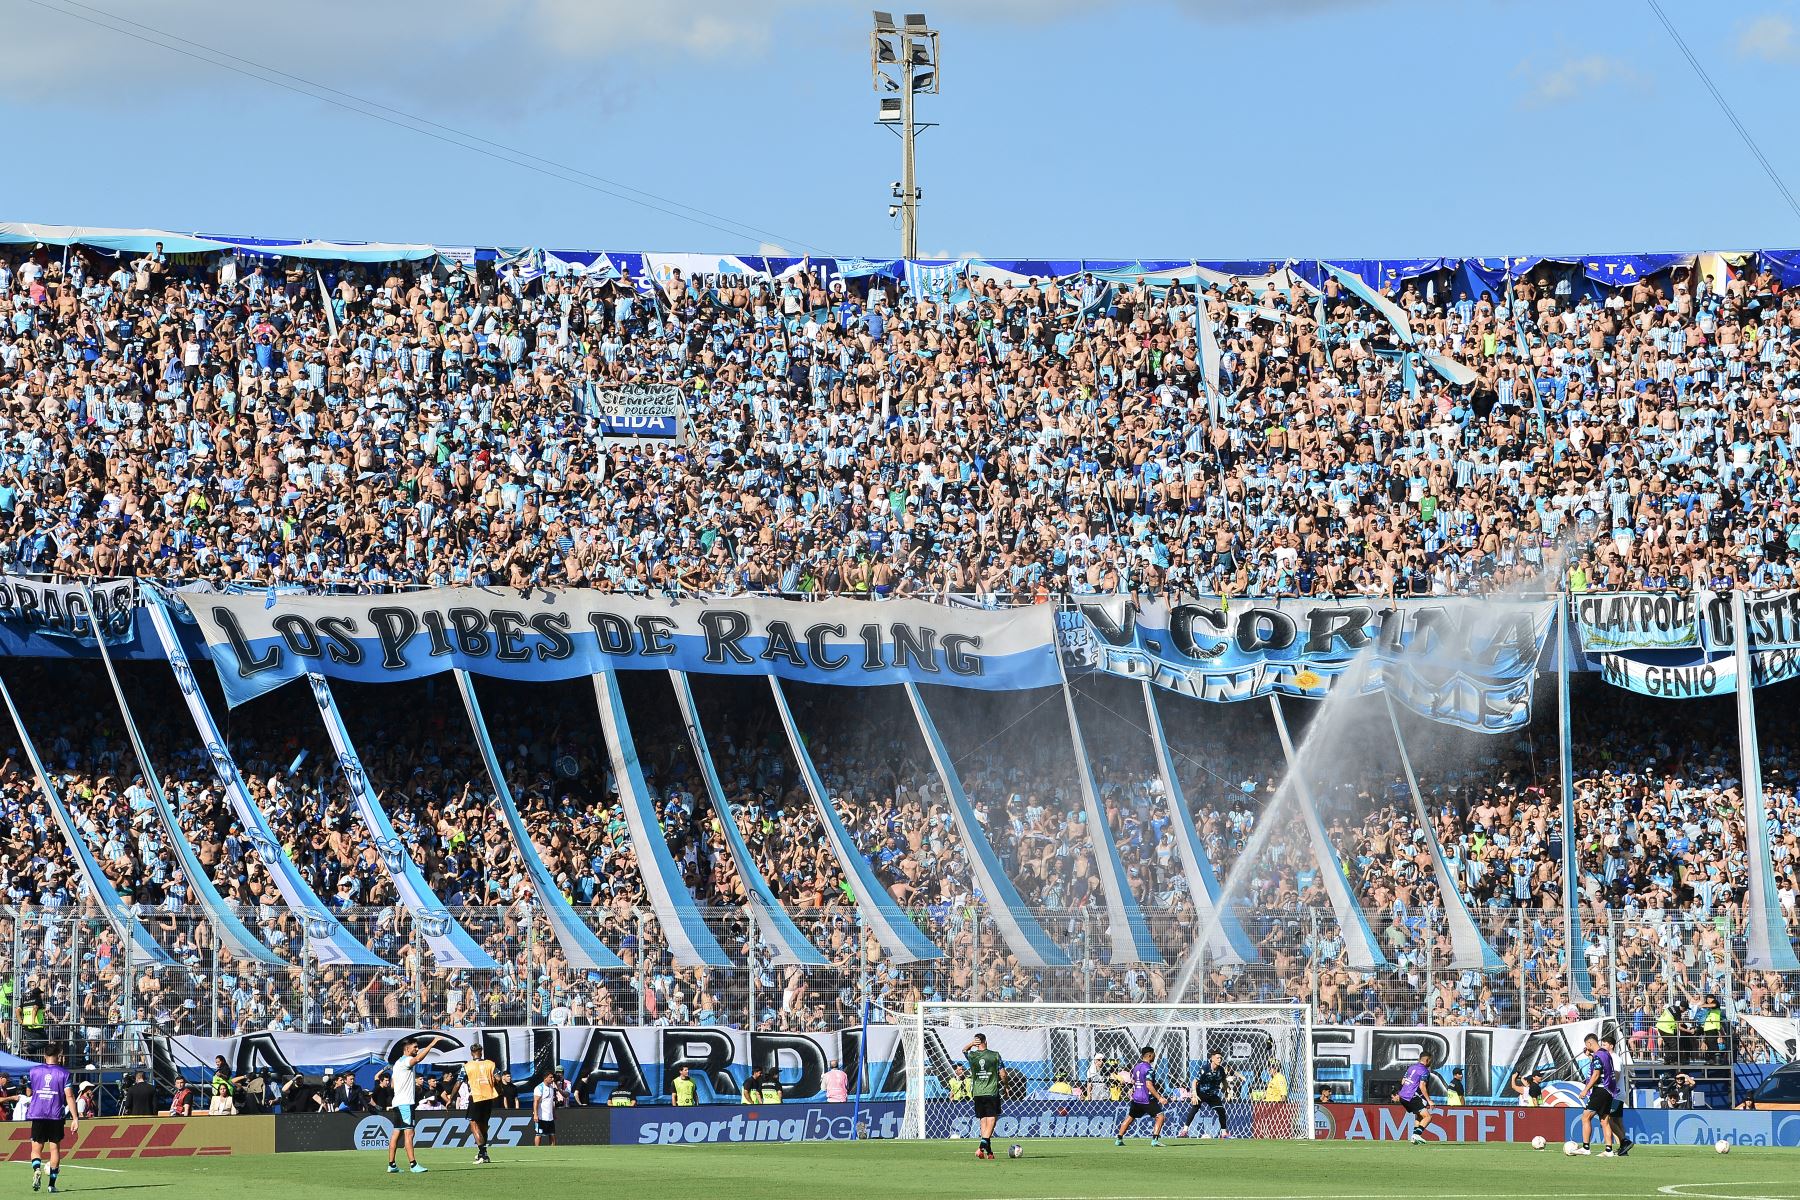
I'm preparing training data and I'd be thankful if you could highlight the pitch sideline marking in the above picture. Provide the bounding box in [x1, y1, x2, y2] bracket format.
[1658, 1184, 1799, 1200]
[59, 1165, 125, 1174]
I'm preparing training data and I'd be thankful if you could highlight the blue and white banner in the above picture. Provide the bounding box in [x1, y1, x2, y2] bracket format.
[307, 674, 499, 971]
[0, 675, 173, 966]
[188, 591, 1061, 708]
[1555, 603, 1596, 1005]
[1730, 593, 1800, 972]
[767, 677, 942, 964]
[160, 1018, 1610, 1107]
[592, 669, 732, 967]
[1062, 662, 1162, 966]
[88, 594, 287, 968]
[584, 380, 685, 440]
[1384, 695, 1504, 972]
[1065, 596, 1553, 733]
[144, 593, 383, 967]
[1139, 683, 1256, 965]
[903, 682, 1071, 969]
[0, 575, 136, 646]
[1572, 591, 1700, 652]
[668, 671, 825, 967]
[1269, 695, 1386, 973]
[454, 670, 626, 971]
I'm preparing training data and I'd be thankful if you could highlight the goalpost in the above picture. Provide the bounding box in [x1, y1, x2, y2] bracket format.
[900, 1002, 1314, 1142]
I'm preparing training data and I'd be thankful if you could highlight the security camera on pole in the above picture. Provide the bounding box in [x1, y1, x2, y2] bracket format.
[872, 12, 938, 258]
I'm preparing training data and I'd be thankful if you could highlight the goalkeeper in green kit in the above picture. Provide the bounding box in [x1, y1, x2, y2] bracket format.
[963, 1034, 1008, 1160]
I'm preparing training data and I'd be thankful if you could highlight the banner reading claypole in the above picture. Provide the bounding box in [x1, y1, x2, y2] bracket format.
[178, 590, 1062, 707]
[1579, 589, 1800, 698]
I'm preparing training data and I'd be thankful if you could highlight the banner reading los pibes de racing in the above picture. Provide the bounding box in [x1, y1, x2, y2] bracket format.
[1580, 589, 1800, 697]
[176, 590, 1061, 707]
[1062, 596, 1554, 731]
[156, 1018, 1605, 1107]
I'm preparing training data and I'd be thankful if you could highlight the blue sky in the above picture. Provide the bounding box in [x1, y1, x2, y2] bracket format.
[7, 0, 1800, 259]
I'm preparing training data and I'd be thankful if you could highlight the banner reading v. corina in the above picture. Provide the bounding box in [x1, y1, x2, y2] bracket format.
[179, 590, 1062, 707]
[1061, 595, 1554, 732]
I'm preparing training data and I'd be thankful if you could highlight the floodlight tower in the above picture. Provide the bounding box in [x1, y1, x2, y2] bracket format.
[872, 11, 938, 259]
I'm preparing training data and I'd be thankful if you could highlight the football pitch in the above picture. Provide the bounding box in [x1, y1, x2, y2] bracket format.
[48, 1141, 1800, 1200]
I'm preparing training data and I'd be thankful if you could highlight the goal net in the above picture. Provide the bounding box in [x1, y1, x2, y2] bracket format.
[899, 1002, 1313, 1142]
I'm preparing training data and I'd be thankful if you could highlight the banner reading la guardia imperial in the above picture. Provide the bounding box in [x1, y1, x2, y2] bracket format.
[181, 590, 1062, 706]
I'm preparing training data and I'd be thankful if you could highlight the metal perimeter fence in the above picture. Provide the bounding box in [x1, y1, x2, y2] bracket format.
[0, 897, 1784, 1074]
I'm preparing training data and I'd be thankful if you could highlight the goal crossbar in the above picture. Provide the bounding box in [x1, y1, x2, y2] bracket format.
[900, 1001, 1314, 1142]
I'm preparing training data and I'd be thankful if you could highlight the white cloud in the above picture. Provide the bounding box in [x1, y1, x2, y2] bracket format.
[7, 0, 1396, 108]
[1514, 55, 1640, 109]
[1736, 12, 1800, 62]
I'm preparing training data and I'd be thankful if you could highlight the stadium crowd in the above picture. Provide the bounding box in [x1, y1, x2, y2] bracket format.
[0, 240, 1796, 600]
[0, 239, 1795, 1078]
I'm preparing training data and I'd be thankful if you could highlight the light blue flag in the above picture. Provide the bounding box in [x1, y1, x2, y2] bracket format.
[1059, 660, 1162, 965]
[1555, 601, 1597, 1003]
[87, 591, 285, 967]
[1384, 694, 1505, 972]
[767, 677, 942, 963]
[453, 671, 625, 971]
[1140, 682, 1256, 965]
[1731, 591, 1800, 971]
[590, 669, 731, 968]
[903, 682, 1070, 968]
[668, 671, 826, 966]
[307, 674, 498, 971]
[1268, 694, 1387, 972]
[0, 676, 172, 966]
[143, 591, 383, 967]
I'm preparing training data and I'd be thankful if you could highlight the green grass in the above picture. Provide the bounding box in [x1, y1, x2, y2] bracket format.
[46, 1141, 1800, 1200]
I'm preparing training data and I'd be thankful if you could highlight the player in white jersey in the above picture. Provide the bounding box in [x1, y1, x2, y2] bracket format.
[387, 1035, 447, 1174]
[531, 1069, 558, 1146]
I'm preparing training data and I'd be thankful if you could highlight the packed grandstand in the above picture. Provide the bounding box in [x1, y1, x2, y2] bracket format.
[0, 227, 1794, 1100]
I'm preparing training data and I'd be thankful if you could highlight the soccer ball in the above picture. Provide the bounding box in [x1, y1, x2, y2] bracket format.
[949, 1132, 962, 1140]
[1008, 1144, 1023, 1159]
[1715, 1140, 1731, 1155]
[1531, 1136, 1547, 1151]
[1562, 1141, 1580, 1156]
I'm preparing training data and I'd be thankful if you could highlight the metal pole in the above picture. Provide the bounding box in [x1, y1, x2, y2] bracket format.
[636, 910, 646, 1025]
[1422, 911, 1434, 1024]
[1081, 911, 1092, 1007]
[1607, 911, 1620, 1027]
[300, 945, 313, 1035]
[746, 908, 758, 1031]
[1517, 908, 1528, 1029]
[210, 923, 219, 1038]
[120, 921, 134, 1064]
[966, 906, 979, 1003]
[69, 918, 78, 1058]
[1310, 908, 1321, 1015]
[411, 918, 423, 1025]
[11, 911, 21, 1050]
[525, 918, 537, 1023]
[900, 46, 917, 258]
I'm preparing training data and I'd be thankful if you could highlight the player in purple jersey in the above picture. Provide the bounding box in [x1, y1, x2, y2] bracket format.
[1113, 1047, 1168, 1148]
[1577, 1033, 1633, 1157]
[26, 1046, 77, 1194]
[1393, 1051, 1437, 1145]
